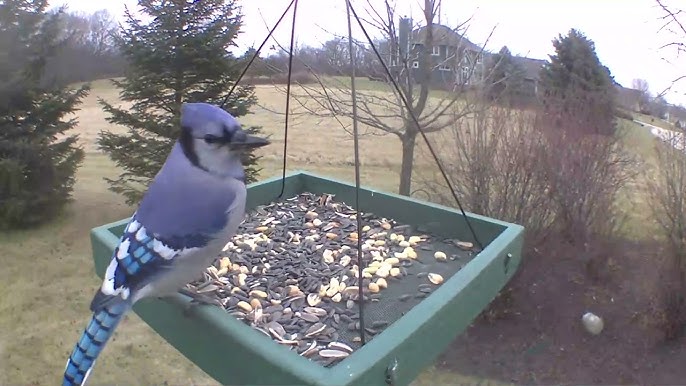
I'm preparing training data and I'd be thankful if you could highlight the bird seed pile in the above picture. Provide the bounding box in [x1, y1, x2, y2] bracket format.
[187, 192, 479, 367]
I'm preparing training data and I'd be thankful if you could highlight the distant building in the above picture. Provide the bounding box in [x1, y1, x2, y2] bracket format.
[510, 56, 547, 98]
[614, 85, 642, 112]
[668, 104, 686, 127]
[386, 17, 546, 95]
[409, 23, 486, 88]
[385, 18, 486, 90]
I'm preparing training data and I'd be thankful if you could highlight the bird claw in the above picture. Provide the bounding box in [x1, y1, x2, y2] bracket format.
[177, 287, 223, 316]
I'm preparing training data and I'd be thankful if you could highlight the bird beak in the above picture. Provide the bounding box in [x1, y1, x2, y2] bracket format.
[230, 134, 270, 150]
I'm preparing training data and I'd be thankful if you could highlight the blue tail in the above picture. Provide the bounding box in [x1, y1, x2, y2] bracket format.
[62, 301, 130, 386]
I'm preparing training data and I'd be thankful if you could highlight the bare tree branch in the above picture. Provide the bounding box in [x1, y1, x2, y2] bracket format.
[655, 0, 686, 98]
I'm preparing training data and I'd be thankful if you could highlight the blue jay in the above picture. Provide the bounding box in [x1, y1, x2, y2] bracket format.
[62, 102, 270, 386]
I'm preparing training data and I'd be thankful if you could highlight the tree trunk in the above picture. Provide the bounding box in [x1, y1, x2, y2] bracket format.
[398, 131, 417, 196]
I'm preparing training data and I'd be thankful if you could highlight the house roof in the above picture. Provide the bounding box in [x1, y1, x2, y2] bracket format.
[668, 104, 686, 120]
[511, 56, 547, 81]
[616, 85, 642, 100]
[614, 85, 642, 108]
[410, 24, 481, 51]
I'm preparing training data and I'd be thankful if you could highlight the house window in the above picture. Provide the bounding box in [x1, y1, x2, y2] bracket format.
[462, 66, 470, 81]
[439, 64, 451, 71]
[412, 61, 419, 68]
[432, 45, 440, 56]
[476, 53, 483, 64]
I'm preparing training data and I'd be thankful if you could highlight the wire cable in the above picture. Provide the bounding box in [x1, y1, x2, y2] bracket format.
[346, 2, 484, 250]
[344, 0, 367, 346]
[277, 0, 299, 198]
[219, 0, 296, 108]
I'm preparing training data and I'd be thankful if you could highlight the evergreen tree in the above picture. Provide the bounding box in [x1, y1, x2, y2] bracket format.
[485, 46, 526, 104]
[0, 0, 88, 229]
[97, 0, 262, 205]
[539, 28, 617, 136]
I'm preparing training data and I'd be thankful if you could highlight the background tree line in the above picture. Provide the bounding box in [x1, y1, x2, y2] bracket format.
[245, 35, 534, 104]
[41, 7, 127, 85]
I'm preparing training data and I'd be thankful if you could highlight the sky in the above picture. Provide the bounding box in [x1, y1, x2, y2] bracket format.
[59, 0, 686, 106]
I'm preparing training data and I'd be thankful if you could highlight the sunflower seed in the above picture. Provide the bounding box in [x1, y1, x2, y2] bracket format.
[319, 349, 349, 358]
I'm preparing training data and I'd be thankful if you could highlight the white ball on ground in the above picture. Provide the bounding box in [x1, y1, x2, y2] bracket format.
[582, 311, 604, 335]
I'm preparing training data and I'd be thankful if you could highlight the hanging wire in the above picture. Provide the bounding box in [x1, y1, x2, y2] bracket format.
[217, 0, 298, 199]
[276, 0, 299, 198]
[220, 0, 296, 108]
[344, 0, 367, 346]
[346, 1, 484, 250]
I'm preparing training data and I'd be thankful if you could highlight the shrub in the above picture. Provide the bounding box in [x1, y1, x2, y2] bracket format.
[416, 103, 556, 250]
[646, 130, 686, 340]
[0, 2, 88, 229]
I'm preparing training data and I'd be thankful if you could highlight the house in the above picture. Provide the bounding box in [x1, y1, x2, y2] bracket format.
[511, 56, 547, 98]
[667, 104, 686, 127]
[387, 17, 546, 95]
[409, 23, 487, 88]
[388, 18, 487, 90]
[614, 85, 642, 112]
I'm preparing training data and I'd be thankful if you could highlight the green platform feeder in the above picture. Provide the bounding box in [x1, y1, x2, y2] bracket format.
[90, 171, 524, 386]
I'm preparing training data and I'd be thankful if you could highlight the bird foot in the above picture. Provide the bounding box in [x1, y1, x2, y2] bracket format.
[177, 287, 223, 316]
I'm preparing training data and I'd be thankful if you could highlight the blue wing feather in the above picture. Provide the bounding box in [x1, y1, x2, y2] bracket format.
[89, 214, 195, 313]
[89, 179, 239, 312]
[88, 144, 242, 313]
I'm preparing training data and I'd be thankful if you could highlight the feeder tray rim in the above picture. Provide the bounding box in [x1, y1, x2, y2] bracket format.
[251, 169, 521, 229]
[91, 170, 524, 384]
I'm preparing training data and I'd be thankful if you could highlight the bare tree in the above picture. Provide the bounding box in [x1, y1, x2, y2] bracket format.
[414, 100, 557, 249]
[284, 0, 495, 196]
[41, 9, 124, 84]
[632, 78, 650, 93]
[646, 128, 686, 339]
[537, 102, 635, 250]
[651, 0, 686, 340]
[632, 78, 652, 112]
[321, 38, 348, 74]
[415, 94, 635, 259]
[647, 131, 686, 270]
[656, 0, 685, 97]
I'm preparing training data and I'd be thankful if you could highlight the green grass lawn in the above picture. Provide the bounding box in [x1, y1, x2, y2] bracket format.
[631, 111, 678, 131]
[321, 75, 456, 100]
[614, 117, 664, 239]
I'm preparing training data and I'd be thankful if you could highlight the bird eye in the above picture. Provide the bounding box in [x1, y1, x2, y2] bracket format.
[204, 134, 221, 144]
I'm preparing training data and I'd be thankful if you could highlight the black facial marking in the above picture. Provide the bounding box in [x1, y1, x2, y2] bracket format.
[200, 126, 234, 146]
[203, 134, 222, 144]
[221, 125, 235, 143]
[179, 126, 207, 171]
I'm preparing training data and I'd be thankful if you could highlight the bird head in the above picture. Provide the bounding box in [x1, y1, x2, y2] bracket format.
[178, 102, 270, 179]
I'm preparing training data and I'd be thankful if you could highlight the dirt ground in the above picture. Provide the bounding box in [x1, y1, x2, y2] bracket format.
[436, 237, 686, 384]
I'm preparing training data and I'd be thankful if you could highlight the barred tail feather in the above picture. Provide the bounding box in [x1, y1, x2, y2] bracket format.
[62, 301, 130, 386]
